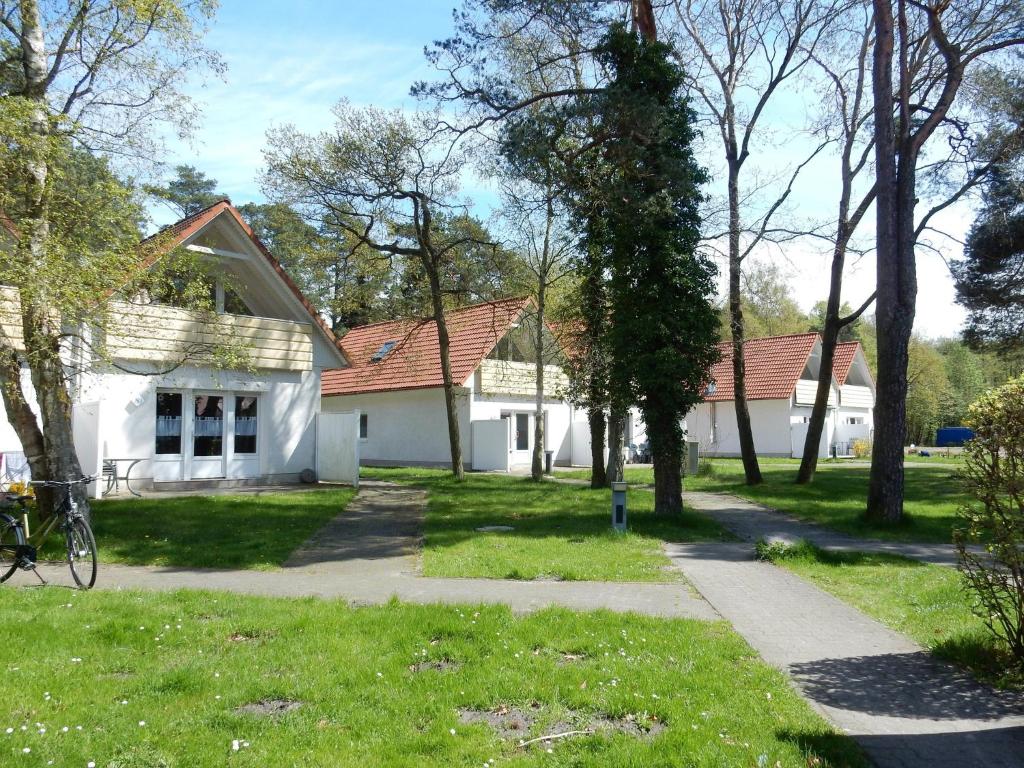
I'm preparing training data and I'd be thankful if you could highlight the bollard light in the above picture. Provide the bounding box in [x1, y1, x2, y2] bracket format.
[611, 481, 628, 532]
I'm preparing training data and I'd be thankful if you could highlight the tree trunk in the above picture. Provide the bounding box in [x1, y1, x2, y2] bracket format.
[588, 407, 607, 488]
[727, 160, 762, 485]
[796, 317, 840, 483]
[649, 415, 682, 516]
[0, 344, 57, 516]
[797, 232, 850, 483]
[425, 262, 464, 480]
[605, 408, 625, 483]
[531, 282, 547, 481]
[860, 0, 909, 524]
[11, 0, 88, 517]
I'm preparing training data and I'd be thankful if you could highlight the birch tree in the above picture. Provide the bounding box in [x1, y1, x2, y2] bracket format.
[0, 0, 219, 516]
[496, 178, 574, 481]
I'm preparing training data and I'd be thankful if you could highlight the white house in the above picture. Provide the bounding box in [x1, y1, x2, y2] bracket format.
[685, 333, 874, 459]
[321, 297, 586, 471]
[0, 200, 350, 491]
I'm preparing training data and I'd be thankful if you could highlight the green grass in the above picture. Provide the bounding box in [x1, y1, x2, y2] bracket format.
[0, 587, 866, 767]
[560, 460, 965, 543]
[757, 541, 1021, 690]
[33, 489, 356, 570]
[363, 468, 731, 582]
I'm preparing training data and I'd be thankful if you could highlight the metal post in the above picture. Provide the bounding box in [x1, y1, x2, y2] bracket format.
[611, 481, 627, 532]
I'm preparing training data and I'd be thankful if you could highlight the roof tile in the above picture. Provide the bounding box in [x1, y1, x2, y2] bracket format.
[706, 333, 819, 401]
[322, 297, 532, 396]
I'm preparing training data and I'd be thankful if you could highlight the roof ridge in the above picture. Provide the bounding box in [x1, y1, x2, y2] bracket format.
[341, 295, 531, 336]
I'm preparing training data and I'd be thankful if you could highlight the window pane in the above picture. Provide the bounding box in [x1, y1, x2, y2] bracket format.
[234, 396, 258, 454]
[516, 413, 529, 451]
[359, 413, 368, 439]
[194, 395, 224, 457]
[155, 392, 182, 454]
[224, 286, 252, 316]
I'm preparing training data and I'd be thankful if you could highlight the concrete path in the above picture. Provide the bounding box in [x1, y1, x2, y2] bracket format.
[668, 494, 1024, 768]
[28, 482, 718, 621]
[684, 490, 964, 567]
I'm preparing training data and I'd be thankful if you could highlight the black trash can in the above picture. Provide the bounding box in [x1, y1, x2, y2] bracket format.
[545, 450, 554, 474]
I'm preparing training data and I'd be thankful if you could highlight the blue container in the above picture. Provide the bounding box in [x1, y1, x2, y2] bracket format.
[935, 426, 974, 447]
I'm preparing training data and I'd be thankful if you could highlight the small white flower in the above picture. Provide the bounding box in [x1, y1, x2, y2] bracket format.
[449, 728, 456, 735]
[22, 746, 30, 753]
[5, 727, 12, 734]
[375, 672, 383, 678]
[61, 727, 68, 733]
[121, 700, 128, 705]
[88, 762, 95, 767]
[76, 726, 83, 731]
[231, 739, 240, 751]
[138, 721, 146, 727]
[38, 728, 45, 734]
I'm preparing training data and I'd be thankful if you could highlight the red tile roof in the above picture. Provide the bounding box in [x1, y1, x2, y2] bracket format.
[706, 333, 820, 401]
[322, 297, 532, 396]
[141, 200, 347, 360]
[831, 341, 861, 386]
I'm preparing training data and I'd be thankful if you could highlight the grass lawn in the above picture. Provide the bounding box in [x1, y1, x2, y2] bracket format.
[0, 587, 865, 767]
[34, 489, 356, 570]
[562, 461, 965, 543]
[758, 541, 1021, 690]
[363, 468, 731, 582]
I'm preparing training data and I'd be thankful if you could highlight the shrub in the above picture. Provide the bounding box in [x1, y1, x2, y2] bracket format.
[955, 375, 1024, 668]
[851, 438, 872, 458]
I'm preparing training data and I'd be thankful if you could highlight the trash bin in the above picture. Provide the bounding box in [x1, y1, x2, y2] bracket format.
[545, 450, 554, 474]
[611, 481, 627, 532]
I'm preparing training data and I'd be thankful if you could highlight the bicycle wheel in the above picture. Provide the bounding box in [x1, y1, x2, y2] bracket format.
[0, 513, 24, 583]
[66, 518, 97, 589]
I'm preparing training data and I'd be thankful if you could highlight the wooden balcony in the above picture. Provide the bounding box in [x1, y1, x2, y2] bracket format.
[477, 358, 568, 398]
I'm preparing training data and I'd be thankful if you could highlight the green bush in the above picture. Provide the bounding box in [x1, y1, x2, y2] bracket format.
[955, 375, 1024, 668]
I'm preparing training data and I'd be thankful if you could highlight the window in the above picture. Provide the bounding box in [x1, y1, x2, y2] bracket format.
[193, 394, 224, 457]
[846, 416, 865, 425]
[155, 392, 183, 454]
[515, 413, 529, 451]
[359, 413, 368, 439]
[370, 340, 397, 363]
[223, 285, 253, 316]
[234, 396, 258, 454]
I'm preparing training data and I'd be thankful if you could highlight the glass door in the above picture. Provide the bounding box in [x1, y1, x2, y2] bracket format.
[191, 394, 225, 478]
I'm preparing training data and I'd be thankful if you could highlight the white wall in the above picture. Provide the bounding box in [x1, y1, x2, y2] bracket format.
[321, 387, 471, 468]
[471, 419, 510, 471]
[469, 393, 573, 465]
[688, 398, 795, 457]
[316, 410, 360, 485]
[566, 406, 644, 467]
[0, 365, 36, 454]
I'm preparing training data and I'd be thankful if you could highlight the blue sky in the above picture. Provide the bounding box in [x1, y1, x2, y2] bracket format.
[158, 0, 969, 339]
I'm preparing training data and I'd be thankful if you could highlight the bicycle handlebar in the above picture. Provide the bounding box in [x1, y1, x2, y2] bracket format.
[29, 475, 98, 488]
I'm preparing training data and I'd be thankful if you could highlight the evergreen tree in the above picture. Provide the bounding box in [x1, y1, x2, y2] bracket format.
[588, 24, 719, 515]
[146, 165, 224, 216]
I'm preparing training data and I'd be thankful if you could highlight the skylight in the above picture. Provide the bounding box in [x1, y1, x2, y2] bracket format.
[370, 340, 397, 363]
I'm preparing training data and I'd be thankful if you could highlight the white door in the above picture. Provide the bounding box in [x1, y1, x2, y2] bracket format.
[511, 412, 531, 465]
[190, 393, 225, 479]
[227, 394, 260, 479]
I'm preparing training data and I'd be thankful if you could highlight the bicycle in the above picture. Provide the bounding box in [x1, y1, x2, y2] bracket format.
[0, 476, 99, 589]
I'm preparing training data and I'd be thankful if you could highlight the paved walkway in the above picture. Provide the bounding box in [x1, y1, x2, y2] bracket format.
[668, 494, 1024, 768]
[683, 490, 964, 567]
[31, 482, 717, 621]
